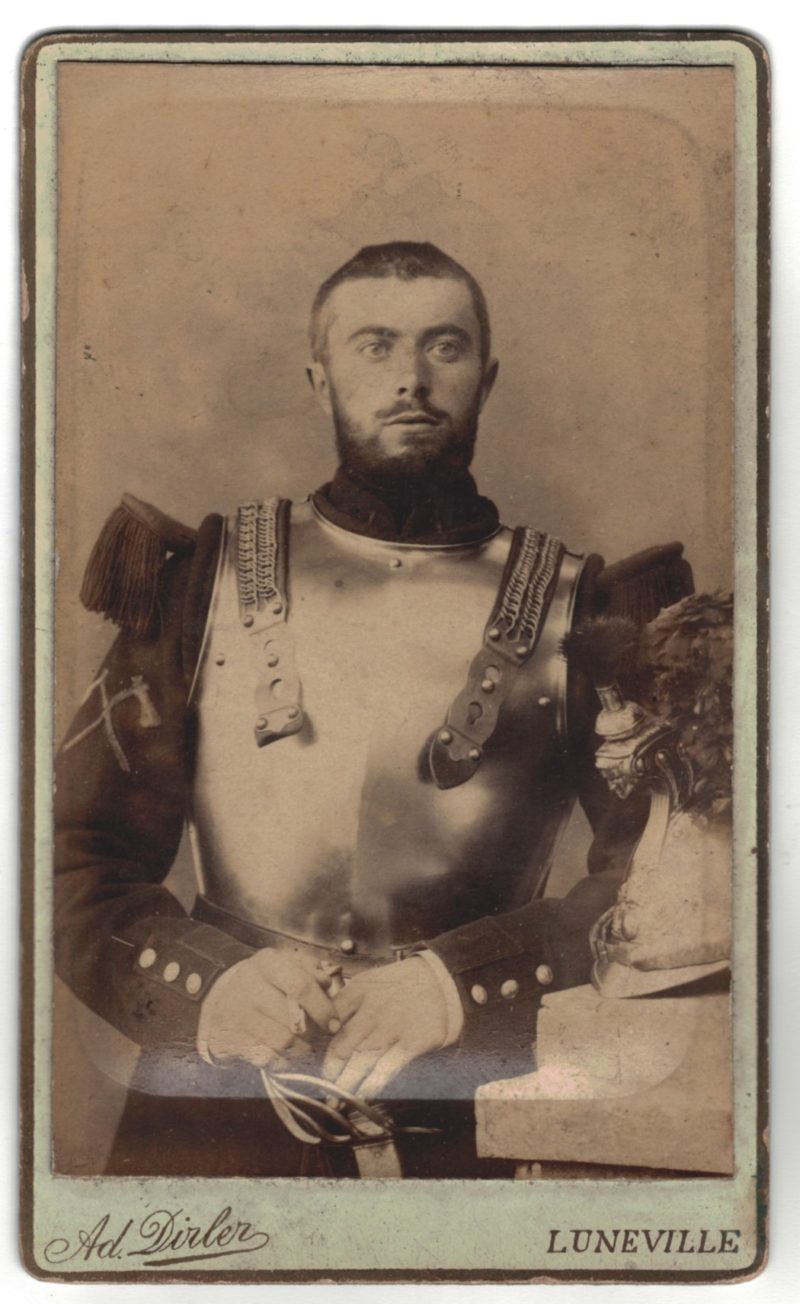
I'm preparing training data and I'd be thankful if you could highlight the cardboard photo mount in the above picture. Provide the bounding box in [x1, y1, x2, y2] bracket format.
[20, 29, 769, 1283]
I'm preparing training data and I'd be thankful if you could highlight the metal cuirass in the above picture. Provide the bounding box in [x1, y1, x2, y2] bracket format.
[187, 498, 586, 962]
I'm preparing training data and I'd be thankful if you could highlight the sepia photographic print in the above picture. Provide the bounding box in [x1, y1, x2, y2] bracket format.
[20, 30, 768, 1282]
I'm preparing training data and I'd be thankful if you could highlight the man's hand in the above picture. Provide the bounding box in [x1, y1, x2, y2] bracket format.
[197, 948, 338, 1070]
[322, 958, 448, 1099]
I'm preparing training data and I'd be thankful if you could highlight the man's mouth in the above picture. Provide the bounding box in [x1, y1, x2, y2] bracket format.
[384, 412, 440, 427]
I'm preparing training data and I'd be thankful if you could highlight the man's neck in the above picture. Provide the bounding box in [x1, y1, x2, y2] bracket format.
[312, 464, 500, 545]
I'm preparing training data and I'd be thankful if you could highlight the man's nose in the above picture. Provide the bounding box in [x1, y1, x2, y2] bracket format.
[395, 350, 430, 397]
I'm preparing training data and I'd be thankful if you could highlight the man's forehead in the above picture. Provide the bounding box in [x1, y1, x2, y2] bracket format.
[322, 275, 479, 337]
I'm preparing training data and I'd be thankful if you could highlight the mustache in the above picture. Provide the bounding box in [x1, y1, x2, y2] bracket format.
[377, 400, 447, 422]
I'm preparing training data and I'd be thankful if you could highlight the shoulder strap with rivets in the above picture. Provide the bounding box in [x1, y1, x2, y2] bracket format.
[428, 526, 570, 790]
[235, 499, 304, 748]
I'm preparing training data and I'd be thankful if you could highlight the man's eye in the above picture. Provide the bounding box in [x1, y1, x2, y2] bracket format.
[429, 339, 463, 361]
[360, 340, 390, 359]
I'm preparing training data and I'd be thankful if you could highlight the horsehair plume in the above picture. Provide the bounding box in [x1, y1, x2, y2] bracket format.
[564, 594, 733, 819]
[643, 592, 733, 817]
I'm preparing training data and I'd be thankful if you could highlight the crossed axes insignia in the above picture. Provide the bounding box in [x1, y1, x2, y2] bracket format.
[61, 669, 160, 773]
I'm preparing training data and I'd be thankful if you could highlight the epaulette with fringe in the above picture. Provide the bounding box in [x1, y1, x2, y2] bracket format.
[80, 493, 197, 636]
[594, 541, 694, 627]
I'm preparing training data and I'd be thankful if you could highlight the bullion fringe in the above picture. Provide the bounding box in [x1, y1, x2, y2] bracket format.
[606, 565, 684, 625]
[596, 542, 693, 628]
[80, 493, 196, 636]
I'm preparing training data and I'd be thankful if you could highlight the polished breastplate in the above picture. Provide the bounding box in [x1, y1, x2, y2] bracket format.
[188, 499, 585, 959]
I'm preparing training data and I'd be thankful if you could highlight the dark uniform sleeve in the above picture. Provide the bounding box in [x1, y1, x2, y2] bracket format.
[54, 508, 254, 1055]
[424, 541, 694, 1057]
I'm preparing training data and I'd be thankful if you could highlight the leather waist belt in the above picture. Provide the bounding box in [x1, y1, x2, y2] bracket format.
[192, 895, 397, 973]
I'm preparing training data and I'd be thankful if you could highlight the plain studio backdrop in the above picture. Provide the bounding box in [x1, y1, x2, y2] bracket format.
[55, 62, 734, 727]
[51, 60, 735, 1169]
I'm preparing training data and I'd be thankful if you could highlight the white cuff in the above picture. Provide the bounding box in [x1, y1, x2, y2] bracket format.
[415, 949, 465, 1047]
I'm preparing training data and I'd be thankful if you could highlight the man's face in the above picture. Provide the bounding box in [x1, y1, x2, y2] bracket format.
[308, 275, 498, 480]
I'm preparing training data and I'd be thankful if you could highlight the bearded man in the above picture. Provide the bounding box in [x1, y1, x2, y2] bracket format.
[55, 242, 693, 1178]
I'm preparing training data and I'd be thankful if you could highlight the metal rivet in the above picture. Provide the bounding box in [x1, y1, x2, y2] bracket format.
[185, 972, 202, 995]
[481, 678, 495, 693]
[470, 984, 488, 1006]
[439, 729, 453, 745]
[535, 964, 554, 986]
[243, 613, 255, 628]
[287, 706, 300, 721]
[340, 938, 356, 955]
[389, 558, 402, 569]
[256, 716, 268, 730]
[272, 602, 284, 615]
[138, 947, 157, 969]
[267, 653, 279, 668]
[488, 627, 501, 641]
[501, 978, 519, 1000]
[516, 644, 529, 659]
[468, 746, 481, 761]
[215, 653, 226, 667]
[163, 961, 180, 983]
[538, 696, 551, 708]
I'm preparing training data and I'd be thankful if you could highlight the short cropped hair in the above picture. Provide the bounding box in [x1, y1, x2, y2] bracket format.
[309, 241, 492, 363]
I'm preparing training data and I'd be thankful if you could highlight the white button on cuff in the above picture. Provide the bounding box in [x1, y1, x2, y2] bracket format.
[163, 961, 181, 983]
[138, 948, 157, 969]
[470, 984, 488, 1006]
[536, 964, 554, 986]
[500, 978, 519, 999]
[185, 972, 202, 995]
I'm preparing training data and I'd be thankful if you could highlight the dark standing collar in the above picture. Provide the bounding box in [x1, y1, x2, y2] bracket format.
[312, 465, 500, 545]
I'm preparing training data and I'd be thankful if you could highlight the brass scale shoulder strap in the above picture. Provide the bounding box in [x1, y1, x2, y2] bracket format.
[236, 502, 566, 783]
[236, 498, 305, 746]
[429, 526, 566, 789]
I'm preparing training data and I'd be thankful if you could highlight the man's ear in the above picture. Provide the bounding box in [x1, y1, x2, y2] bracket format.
[307, 361, 333, 416]
[479, 358, 499, 411]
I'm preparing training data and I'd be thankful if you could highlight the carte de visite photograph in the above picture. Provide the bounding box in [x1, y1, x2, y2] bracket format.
[21, 30, 767, 1283]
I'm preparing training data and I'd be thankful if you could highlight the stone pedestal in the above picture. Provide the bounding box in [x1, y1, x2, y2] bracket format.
[475, 982, 732, 1174]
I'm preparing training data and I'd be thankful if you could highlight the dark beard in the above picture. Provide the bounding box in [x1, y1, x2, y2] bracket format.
[315, 406, 499, 542]
[331, 410, 478, 489]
